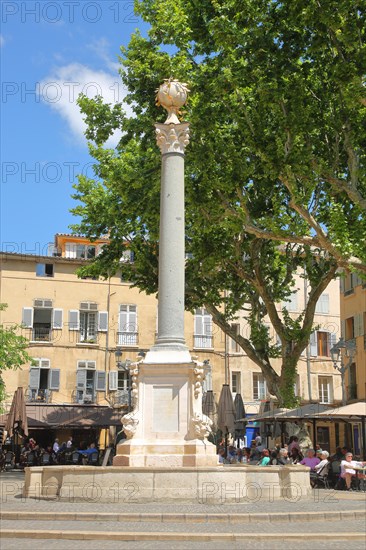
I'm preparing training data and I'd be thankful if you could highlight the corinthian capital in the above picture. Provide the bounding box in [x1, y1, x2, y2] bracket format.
[155, 122, 190, 155]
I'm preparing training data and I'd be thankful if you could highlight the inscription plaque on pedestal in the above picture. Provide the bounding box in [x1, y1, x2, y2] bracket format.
[153, 385, 179, 432]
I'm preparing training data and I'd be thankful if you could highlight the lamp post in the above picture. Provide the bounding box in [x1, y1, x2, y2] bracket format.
[330, 338, 357, 406]
[115, 350, 132, 412]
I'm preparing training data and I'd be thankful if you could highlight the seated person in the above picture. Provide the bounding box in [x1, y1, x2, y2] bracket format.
[340, 452, 366, 491]
[227, 445, 237, 463]
[310, 451, 329, 487]
[289, 447, 303, 464]
[277, 448, 289, 465]
[300, 449, 320, 470]
[256, 449, 270, 466]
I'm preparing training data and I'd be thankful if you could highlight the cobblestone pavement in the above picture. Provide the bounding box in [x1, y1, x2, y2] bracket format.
[1, 471, 365, 550]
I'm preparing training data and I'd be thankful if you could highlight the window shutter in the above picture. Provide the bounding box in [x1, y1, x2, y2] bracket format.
[316, 294, 329, 314]
[119, 308, 127, 332]
[354, 313, 364, 337]
[194, 310, 203, 335]
[69, 310, 79, 330]
[76, 369, 86, 390]
[96, 371, 106, 391]
[22, 307, 33, 328]
[98, 311, 108, 332]
[128, 307, 137, 332]
[49, 369, 60, 390]
[29, 368, 40, 389]
[341, 320, 346, 339]
[339, 276, 345, 294]
[53, 309, 63, 329]
[310, 331, 318, 356]
[109, 371, 118, 391]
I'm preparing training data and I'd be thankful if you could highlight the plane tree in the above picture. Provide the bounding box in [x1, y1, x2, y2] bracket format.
[71, 0, 364, 406]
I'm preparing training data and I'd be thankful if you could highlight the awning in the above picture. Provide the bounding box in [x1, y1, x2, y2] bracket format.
[0, 405, 124, 429]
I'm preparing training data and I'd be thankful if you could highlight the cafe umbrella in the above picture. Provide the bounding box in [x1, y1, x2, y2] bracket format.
[234, 393, 246, 448]
[5, 387, 28, 439]
[202, 390, 218, 444]
[217, 384, 236, 457]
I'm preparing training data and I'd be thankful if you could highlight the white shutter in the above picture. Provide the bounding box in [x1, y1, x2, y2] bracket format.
[128, 307, 137, 332]
[22, 307, 33, 328]
[49, 369, 60, 390]
[354, 313, 364, 337]
[76, 369, 86, 390]
[53, 309, 63, 329]
[29, 368, 40, 389]
[69, 310, 79, 330]
[316, 294, 329, 314]
[109, 371, 118, 391]
[310, 331, 318, 356]
[98, 311, 108, 332]
[119, 308, 127, 332]
[96, 371, 106, 391]
[194, 309, 203, 335]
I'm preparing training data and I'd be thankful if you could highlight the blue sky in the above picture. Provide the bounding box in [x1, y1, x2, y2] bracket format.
[1, 1, 148, 255]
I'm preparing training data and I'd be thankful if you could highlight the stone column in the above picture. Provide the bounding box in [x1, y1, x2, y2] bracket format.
[153, 122, 189, 350]
[146, 80, 191, 363]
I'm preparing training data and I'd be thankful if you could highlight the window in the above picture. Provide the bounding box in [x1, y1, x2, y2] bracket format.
[68, 303, 108, 344]
[194, 308, 213, 348]
[282, 290, 298, 312]
[76, 244, 96, 259]
[65, 243, 97, 259]
[36, 263, 54, 277]
[345, 317, 355, 340]
[76, 360, 105, 404]
[347, 364, 357, 400]
[22, 301, 62, 341]
[344, 272, 356, 295]
[28, 358, 60, 402]
[315, 294, 329, 314]
[230, 324, 240, 352]
[310, 331, 336, 357]
[108, 370, 130, 405]
[318, 376, 332, 404]
[231, 371, 241, 394]
[253, 373, 267, 400]
[118, 305, 138, 345]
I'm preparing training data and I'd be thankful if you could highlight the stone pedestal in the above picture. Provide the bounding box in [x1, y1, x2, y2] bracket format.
[113, 354, 217, 467]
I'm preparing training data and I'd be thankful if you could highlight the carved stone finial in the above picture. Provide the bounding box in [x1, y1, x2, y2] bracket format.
[156, 79, 190, 124]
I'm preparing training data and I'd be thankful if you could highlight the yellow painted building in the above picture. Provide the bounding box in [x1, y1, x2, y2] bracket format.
[2, 234, 363, 454]
[340, 272, 366, 401]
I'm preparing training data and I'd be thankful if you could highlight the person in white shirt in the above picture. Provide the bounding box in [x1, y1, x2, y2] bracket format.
[340, 452, 366, 490]
[53, 438, 59, 454]
[310, 451, 329, 487]
[66, 437, 73, 449]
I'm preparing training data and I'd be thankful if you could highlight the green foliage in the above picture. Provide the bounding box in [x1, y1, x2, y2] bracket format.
[0, 304, 32, 405]
[71, 0, 364, 406]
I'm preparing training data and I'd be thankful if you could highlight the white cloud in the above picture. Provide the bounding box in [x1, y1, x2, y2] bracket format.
[40, 63, 131, 147]
[0, 35, 5, 47]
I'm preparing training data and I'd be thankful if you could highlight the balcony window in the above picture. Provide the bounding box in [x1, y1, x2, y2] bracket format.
[194, 308, 213, 349]
[118, 305, 138, 346]
[36, 263, 54, 277]
[253, 373, 267, 400]
[318, 376, 333, 404]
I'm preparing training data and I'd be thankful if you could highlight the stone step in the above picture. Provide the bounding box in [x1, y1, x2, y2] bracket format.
[1, 509, 365, 523]
[1, 529, 365, 543]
